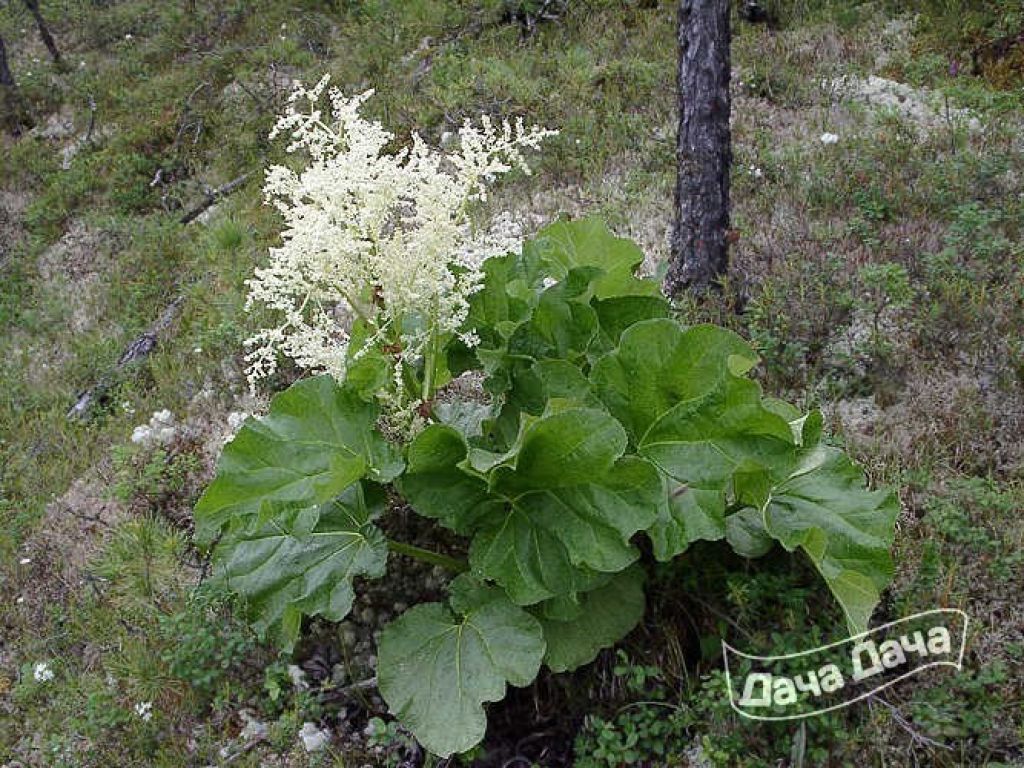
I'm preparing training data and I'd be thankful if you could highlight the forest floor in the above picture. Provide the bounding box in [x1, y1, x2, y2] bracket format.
[1, 1, 1022, 766]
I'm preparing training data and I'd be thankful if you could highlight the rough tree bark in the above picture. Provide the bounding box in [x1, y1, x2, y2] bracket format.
[0, 34, 29, 135]
[0, 35, 15, 91]
[22, 0, 64, 69]
[664, 0, 732, 296]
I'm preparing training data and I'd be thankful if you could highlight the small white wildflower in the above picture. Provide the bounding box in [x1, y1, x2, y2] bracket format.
[151, 409, 174, 426]
[33, 662, 54, 683]
[299, 722, 330, 753]
[820, 132, 839, 145]
[134, 701, 153, 722]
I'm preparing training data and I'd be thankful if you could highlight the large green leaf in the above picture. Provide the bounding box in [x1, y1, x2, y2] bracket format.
[459, 219, 664, 416]
[505, 270, 600, 366]
[764, 446, 899, 634]
[523, 216, 660, 299]
[592, 320, 793, 559]
[591, 318, 898, 632]
[591, 319, 762, 444]
[479, 269, 602, 413]
[638, 373, 796, 558]
[459, 246, 549, 359]
[396, 424, 504, 534]
[213, 483, 388, 651]
[378, 576, 545, 757]
[194, 375, 403, 545]
[399, 408, 662, 605]
[534, 565, 646, 673]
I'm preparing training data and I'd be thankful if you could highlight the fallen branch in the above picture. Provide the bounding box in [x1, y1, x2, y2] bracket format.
[868, 694, 952, 752]
[67, 296, 185, 420]
[179, 172, 252, 225]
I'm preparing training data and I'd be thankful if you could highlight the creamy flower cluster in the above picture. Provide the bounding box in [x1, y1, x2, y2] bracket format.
[245, 75, 555, 421]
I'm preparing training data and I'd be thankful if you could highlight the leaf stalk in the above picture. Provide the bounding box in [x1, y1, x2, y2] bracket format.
[386, 539, 469, 573]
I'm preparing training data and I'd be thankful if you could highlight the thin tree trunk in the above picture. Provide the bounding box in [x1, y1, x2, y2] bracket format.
[22, 0, 63, 69]
[0, 36, 15, 90]
[665, 0, 732, 296]
[0, 34, 29, 135]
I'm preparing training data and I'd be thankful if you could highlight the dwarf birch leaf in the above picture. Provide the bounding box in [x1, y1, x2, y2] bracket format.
[213, 483, 388, 652]
[194, 375, 403, 545]
[535, 565, 646, 673]
[378, 577, 545, 757]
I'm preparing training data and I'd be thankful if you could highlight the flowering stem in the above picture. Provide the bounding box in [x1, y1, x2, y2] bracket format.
[422, 299, 440, 403]
[386, 539, 468, 573]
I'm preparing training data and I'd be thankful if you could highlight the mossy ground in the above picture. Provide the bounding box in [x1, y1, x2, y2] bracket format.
[1, 1, 1022, 765]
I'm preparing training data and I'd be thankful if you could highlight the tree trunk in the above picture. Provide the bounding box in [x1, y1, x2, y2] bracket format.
[0, 34, 29, 135]
[0, 36, 14, 91]
[664, 0, 731, 296]
[22, 0, 64, 69]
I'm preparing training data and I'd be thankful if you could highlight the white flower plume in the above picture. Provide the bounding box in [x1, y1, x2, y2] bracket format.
[245, 75, 556, 415]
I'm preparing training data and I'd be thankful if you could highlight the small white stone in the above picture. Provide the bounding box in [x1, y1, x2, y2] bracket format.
[299, 722, 330, 753]
[19, 557, 31, 565]
[227, 411, 249, 432]
[239, 710, 268, 741]
[287, 664, 309, 690]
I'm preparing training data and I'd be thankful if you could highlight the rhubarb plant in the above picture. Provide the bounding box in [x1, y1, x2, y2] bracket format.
[196, 216, 897, 757]
[195, 83, 897, 758]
